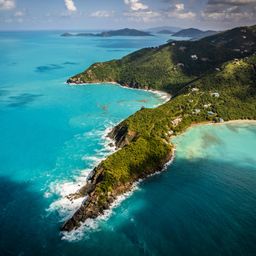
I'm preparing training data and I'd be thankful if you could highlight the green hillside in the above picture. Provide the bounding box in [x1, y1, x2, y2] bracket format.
[62, 52, 256, 231]
[68, 25, 256, 94]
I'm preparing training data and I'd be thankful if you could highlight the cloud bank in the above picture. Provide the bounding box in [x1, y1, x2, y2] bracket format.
[124, 0, 148, 11]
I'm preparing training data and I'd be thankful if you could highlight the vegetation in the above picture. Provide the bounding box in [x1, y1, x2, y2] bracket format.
[68, 25, 256, 94]
[172, 28, 217, 39]
[62, 25, 256, 232]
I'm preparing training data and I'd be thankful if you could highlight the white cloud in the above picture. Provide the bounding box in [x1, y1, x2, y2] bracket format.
[167, 3, 196, 19]
[64, 0, 77, 12]
[124, 10, 160, 22]
[123, 0, 161, 22]
[175, 3, 184, 11]
[91, 10, 114, 18]
[202, 0, 256, 22]
[124, 0, 148, 11]
[0, 0, 15, 10]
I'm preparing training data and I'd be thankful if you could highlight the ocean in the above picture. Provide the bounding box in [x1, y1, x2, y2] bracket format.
[0, 31, 256, 256]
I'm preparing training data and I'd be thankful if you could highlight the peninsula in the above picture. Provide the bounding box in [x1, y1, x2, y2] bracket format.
[62, 25, 256, 232]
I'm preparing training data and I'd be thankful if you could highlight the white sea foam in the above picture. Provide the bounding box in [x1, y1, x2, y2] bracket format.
[46, 123, 117, 221]
[47, 94, 173, 241]
[61, 183, 140, 242]
[61, 154, 176, 242]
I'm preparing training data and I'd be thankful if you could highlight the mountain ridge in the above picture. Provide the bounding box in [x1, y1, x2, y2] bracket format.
[61, 28, 152, 37]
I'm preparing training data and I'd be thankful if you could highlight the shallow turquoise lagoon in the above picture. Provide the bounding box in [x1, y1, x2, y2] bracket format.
[0, 31, 256, 256]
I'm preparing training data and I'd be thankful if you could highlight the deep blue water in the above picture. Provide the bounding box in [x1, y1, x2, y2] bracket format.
[0, 31, 256, 256]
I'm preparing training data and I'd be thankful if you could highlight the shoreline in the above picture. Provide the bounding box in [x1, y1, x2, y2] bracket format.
[170, 119, 256, 142]
[188, 119, 256, 131]
[62, 81, 256, 235]
[51, 83, 170, 236]
[61, 151, 175, 241]
[66, 81, 171, 104]
[46, 124, 118, 221]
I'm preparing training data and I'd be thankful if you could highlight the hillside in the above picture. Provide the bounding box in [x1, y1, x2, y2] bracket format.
[157, 30, 173, 34]
[68, 25, 256, 94]
[147, 26, 181, 33]
[100, 28, 152, 37]
[172, 28, 203, 37]
[62, 24, 256, 232]
[62, 54, 256, 231]
[171, 28, 218, 40]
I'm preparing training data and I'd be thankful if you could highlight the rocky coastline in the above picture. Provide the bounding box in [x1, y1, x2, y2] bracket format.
[61, 121, 173, 232]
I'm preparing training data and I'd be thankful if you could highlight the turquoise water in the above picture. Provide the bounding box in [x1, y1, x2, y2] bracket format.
[0, 32, 256, 256]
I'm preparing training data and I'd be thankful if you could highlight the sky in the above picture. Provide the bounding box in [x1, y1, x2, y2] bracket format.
[0, 0, 256, 31]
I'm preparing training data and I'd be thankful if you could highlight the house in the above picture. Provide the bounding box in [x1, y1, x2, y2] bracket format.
[171, 117, 182, 127]
[191, 54, 198, 60]
[203, 104, 211, 108]
[208, 111, 215, 116]
[211, 92, 220, 98]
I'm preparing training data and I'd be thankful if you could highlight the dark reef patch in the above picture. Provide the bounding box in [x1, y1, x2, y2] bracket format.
[35, 64, 64, 73]
[7, 93, 43, 107]
[63, 61, 78, 65]
[201, 132, 223, 148]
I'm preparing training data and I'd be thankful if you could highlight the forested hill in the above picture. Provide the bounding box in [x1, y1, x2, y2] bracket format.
[68, 25, 256, 95]
[62, 53, 256, 232]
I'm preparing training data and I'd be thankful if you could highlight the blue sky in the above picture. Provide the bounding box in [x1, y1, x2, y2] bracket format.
[0, 0, 256, 30]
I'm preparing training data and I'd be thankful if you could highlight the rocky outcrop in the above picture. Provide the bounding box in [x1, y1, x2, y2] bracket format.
[108, 122, 138, 148]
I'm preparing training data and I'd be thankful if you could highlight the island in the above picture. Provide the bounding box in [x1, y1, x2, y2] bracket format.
[172, 28, 218, 40]
[61, 28, 152, 37]
[157, 30, 173, 34]
[147, 26, 181, 33]
[61, 24, 256, 232]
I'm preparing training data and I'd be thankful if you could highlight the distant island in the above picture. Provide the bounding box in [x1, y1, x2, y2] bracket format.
[147, 26, 181, 33]
[61, 28, 152, 37]
[172, 28, 218, 40]
[62, 24, 256, 232]
[157, 30, 173, 35]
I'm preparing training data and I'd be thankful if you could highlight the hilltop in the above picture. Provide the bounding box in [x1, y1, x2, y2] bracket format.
[62, 25, 256, 232]
[172, 28, 218, 39]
